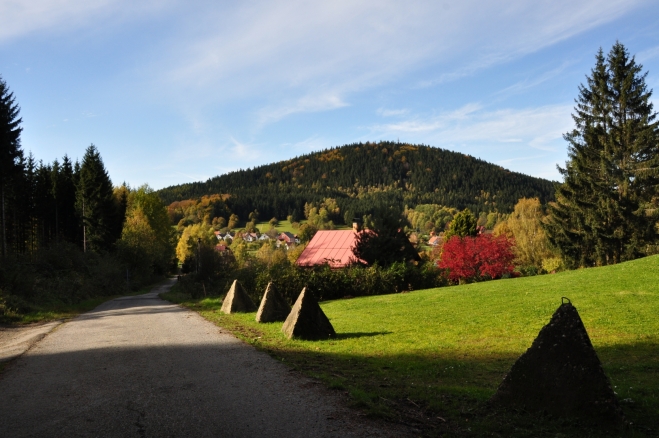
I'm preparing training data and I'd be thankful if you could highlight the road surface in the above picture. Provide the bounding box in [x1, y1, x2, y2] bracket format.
[0, 280, 409, 437]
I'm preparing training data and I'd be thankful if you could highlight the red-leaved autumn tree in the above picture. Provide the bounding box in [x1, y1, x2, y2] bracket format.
[438, 234, 515, 283]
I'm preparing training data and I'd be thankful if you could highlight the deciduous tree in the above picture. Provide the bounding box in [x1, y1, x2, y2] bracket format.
[438, 234, 515, 283]
[506, 198, 554, 270]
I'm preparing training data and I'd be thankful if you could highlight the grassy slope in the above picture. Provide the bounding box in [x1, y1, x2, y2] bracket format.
[162, 256, 659, 437]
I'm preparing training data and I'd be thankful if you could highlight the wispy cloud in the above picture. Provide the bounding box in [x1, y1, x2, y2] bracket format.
[256, 92, 348, 127]
[638, 45, 659, 62]
[377, 108, 409, 117]
[157, 0, 646, 117]
[0, 0, 172, 44]
[494, 61, 578, 99]
[371, 104, 573, 151]
[368, 103, 574, 179]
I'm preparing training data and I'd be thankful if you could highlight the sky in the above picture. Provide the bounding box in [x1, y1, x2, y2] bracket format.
[1, 1, 659, 190]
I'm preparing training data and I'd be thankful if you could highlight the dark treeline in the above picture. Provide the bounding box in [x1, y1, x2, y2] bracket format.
[157, 142, 555, 221]
[1, 146, 124, 258]
[1, 76, 175, 321]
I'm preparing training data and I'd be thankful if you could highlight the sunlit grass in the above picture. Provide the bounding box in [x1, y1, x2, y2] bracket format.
[163, 256, 659, 437]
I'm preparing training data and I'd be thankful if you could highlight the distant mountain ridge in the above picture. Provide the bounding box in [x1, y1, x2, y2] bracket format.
[157, 141, 554, 221]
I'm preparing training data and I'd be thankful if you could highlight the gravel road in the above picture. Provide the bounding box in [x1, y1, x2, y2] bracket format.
[0, 280, 410, 437]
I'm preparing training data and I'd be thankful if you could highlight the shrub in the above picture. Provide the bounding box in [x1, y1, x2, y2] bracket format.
[177, 258, 446, 305]
[0, 242, 128, 321]
[542, 256, 565, 273]
[438, 234, 515, 283]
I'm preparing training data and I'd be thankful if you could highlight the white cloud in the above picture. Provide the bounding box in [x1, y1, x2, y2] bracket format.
[367, 103, 575, 179]
[638, 45, 659, 62]
[371, 104, 572, 150]
[0, 0, 172, 44]
[493, 61, 578, 99]
[377, 108, 409, 117]
[256, 92, 348, 126]
[157, 0, 646, 116]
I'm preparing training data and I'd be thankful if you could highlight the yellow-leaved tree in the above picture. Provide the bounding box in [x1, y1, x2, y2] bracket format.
[496, 198, 556, 272]
[176, 222, 216, 264]
[117, 185, 176, 286]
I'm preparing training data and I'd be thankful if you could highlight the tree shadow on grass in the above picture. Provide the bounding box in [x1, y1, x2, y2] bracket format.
[335, 331, 393, 340]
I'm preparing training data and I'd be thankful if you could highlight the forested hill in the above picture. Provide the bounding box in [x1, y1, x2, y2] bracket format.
[157, 142, 555, 221]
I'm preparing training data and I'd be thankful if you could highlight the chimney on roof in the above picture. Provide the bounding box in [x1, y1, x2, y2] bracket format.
[352, 218, 362, 232]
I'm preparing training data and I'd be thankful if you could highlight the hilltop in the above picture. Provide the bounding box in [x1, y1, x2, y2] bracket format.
[157, 142, 555, 220]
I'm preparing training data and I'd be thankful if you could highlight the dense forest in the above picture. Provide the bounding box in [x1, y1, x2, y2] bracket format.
[157, 142, 555, 222]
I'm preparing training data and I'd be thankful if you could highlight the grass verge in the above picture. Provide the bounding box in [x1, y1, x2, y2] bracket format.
[1, 282, 164, 326]
[161, 256, 659, 437]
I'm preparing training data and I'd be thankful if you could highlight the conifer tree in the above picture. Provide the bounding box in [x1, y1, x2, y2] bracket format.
[58, 155, 79, 243]
[445, 209, 478, 240]
[352, 205, 419, 266]
[0, 76, 23, 257]
[546, 43, 659, 267]
[76, 145, 120, 252]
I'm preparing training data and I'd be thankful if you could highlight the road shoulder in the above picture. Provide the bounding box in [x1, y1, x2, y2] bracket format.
[0, 321, 63, 365]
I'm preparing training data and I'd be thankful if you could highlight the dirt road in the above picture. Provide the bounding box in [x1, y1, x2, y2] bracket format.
[0, 280, 408, 437]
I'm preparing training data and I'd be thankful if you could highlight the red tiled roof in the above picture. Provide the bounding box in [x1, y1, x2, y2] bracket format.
[295, 230, 360, 268]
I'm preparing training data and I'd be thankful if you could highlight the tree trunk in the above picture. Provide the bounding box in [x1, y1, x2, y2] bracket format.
[1, 184, 6, 258]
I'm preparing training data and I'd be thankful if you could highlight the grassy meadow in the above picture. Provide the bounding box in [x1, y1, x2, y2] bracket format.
[162, 255, 659, 437]
[253, 219, 352, 235]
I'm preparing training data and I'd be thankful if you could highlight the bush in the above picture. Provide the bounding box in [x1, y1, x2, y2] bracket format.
[177, 257, 446, 305]
[541, 256, 565, 273]
[0, 242, 128, 321]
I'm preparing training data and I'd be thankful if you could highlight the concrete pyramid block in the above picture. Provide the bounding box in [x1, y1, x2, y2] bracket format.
[220, 280, 256, 314]
[282, 287, 336, 340]
[256, 282, 291, 323]
[491, 299, 623, 424]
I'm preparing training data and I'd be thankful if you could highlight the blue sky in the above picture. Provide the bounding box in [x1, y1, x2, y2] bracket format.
[2, 1, 659, 190]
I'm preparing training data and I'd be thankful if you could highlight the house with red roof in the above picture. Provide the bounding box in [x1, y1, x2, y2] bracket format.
[295, 230, 362, 268]
[428, 235, 442, 246]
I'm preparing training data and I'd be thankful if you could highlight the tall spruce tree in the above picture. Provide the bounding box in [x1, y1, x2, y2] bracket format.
[0, 76, 23, 258]
[76, 145, 120, 252]
[546, 43, 659, 267]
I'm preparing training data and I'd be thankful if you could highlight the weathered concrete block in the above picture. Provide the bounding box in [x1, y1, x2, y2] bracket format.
[256, 282, 291, 323]
[282, 287, 335, 340]
[491, 299, 623, 424]
[220, 280, 256, 314]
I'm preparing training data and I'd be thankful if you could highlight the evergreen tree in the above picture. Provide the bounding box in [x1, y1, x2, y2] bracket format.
[0, 76, 23, 257]
[445, 209, 478, 240]
[52, 155, 78, 243]
[352, 205, 419, 267]
[546, 43, 659, 267]
[76, 145, 120, 252]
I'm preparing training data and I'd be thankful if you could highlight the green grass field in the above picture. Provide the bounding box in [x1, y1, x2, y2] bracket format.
[254, 219, 299, 234]
[162, 256, 659, 437]
[252, 219, 352, 234]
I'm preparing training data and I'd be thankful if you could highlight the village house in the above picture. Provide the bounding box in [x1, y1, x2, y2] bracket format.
[242, 232, 259, 242]
[295, 220, 366, 268]
[428, 235, 442, 246]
